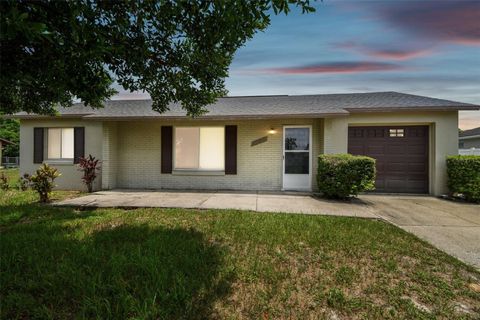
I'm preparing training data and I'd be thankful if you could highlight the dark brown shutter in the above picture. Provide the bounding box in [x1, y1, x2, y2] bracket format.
[73, 127, 85, 164]
[33, 128, 44, 164]
[225, 125, 237, 174]
[161, 126, 173, 173]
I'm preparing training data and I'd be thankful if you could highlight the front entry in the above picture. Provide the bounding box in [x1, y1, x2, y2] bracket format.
[282, 126, 312, 191]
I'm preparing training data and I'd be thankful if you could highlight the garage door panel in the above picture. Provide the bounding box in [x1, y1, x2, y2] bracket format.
[375, 179, 386, 190]
[408, 162, 428, 173]
[407, 144, 427, 155]
[375, 162, 385, 173]
[366, 145, 386, 155]
[348, 126, 429, 193]
[407, 180, 428, 191]
[407, 127, 427, 138]
[386, 144, 407, 154]
[385, 178, 408, 189]
[349, 128, 365, 138]
[386, 162, 408, 172]
[367, 128, 385, 138]
[348, 146, 365, 155]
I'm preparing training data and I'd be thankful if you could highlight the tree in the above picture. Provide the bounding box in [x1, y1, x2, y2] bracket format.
[1, 0, 314, 117]
[0, 118, 19, 157]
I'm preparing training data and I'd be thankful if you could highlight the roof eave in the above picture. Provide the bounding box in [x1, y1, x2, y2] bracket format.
[6, 114, 93, 120]
[459, 135, 480, 140]
[82, 112, 349, 121]
[345, 106, 480, 113]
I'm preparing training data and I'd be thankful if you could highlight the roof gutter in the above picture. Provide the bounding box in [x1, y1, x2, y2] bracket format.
[82, 112, 349, 121]
[459, 135, 480, 140]
[345, 106, 480, 113]
[4, 114, 93, 120]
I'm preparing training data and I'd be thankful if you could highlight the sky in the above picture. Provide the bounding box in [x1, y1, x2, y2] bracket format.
[114, 0, 480, 130]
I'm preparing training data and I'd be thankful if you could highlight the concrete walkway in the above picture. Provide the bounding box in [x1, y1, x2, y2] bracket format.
[55, 190, 480, 268]
[54, 189, 378, 218]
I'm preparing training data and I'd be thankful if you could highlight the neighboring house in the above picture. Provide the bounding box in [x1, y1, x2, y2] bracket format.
[459, 127, 480, 149]
[0, 137, 14, 168]
[12, 91, 479, 195]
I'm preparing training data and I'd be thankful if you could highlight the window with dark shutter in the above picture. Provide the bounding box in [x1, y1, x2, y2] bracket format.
[74, 127, 85, 164]
[33, 128, 44, 164]
[225, 125, 237, 174]
[161, 126, 173, 173]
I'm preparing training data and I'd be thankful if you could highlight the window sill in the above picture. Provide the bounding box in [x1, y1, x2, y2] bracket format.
[44, 160, 74, 166]
[172, 170, 225, 176]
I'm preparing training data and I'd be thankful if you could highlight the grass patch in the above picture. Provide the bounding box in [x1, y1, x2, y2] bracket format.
[1, 169, 479, 319]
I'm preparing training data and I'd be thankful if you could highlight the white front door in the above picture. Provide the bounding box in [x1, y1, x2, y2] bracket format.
[282, 126, 312, 191]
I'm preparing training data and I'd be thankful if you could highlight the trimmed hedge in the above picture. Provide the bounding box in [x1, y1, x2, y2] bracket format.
[317, 154, 376, 199]
[446, 155, 480, 202]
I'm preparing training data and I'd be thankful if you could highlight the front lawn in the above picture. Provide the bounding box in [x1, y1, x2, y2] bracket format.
[1, 169, 479, 319]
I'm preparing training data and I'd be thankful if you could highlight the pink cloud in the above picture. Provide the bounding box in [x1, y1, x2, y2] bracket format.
[334, 42, 433, 61]
[262, 62, 405, 74]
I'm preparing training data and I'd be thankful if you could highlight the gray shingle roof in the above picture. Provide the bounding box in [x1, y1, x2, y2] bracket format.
[459, 127, 480, 137]
[14, 91, 479, 119]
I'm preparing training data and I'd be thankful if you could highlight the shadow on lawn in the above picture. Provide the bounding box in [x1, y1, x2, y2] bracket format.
[1, 208, 233, 319]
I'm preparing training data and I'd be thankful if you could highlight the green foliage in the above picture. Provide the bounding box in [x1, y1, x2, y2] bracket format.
[0, 118, 19, 157]
[1, 0, 315, 116]
[77, 154, 101, 193]
[317, 154, 376, 199]
[446, 155, 480, 202]
[18, 173, 31, 191]
[0, 172, 9, 190]
[29, 163, 61, 203]
[1, 184, 479, 319]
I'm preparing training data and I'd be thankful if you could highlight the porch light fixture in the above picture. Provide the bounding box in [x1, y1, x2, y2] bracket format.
[268, 128, 276, 134]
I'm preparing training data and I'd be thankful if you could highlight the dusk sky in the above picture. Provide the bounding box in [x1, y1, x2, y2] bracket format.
[115, 0, 480, 129]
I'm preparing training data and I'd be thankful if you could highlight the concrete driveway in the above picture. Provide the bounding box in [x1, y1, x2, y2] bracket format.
[55, 190, 480, 268]
[365, 195, 480, 269]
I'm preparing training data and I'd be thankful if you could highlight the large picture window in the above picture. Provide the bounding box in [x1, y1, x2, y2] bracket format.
[175, 127, 225, 170]
[47, 128, 74, 159]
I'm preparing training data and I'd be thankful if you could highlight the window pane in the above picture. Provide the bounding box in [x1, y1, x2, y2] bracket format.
[285, 128, 309, 150]
[285, 152, 309, 174]
[175, 127, 199, 169]
[47, 128, 61, 159]
[61, 128, 74, 158]
[199, 127, 224, 170]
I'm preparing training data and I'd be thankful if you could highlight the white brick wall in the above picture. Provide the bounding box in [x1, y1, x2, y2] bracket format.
[19, 111, 459, 195]
[114, 119, 323, 191]
[102, 122, 118, 189]
[19, 119, 103, 190]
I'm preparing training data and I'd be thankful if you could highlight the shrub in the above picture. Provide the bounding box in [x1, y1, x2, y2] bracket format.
[77, 154, 101, 193]
[317, 154, 376, 199]
[30, 164, 61, 203]
[0, 172, 9, 190]
[446, 155, 480, 202]
[18, 173, 31, 191]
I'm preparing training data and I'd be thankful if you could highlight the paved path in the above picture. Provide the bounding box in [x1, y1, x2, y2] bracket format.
[55, 190, 480, 268]
[365, 195, 480, 269]
[54, 189, 378, 218]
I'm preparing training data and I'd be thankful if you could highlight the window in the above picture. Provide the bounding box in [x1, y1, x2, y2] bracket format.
[389, 128, 404, 137]
[175, 127, 225, 170]
[47, 128, 74, 159]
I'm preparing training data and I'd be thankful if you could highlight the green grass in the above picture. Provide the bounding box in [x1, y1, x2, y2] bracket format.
[1, 169, 479, 319]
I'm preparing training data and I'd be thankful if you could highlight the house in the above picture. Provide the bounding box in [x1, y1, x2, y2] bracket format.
[14, 91, 479, 195]
[0, 137, 14, 169]
[459, 127, 480, 149]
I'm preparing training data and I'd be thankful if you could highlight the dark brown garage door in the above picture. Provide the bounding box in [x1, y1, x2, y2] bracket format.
[348, 126, 429, 193]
